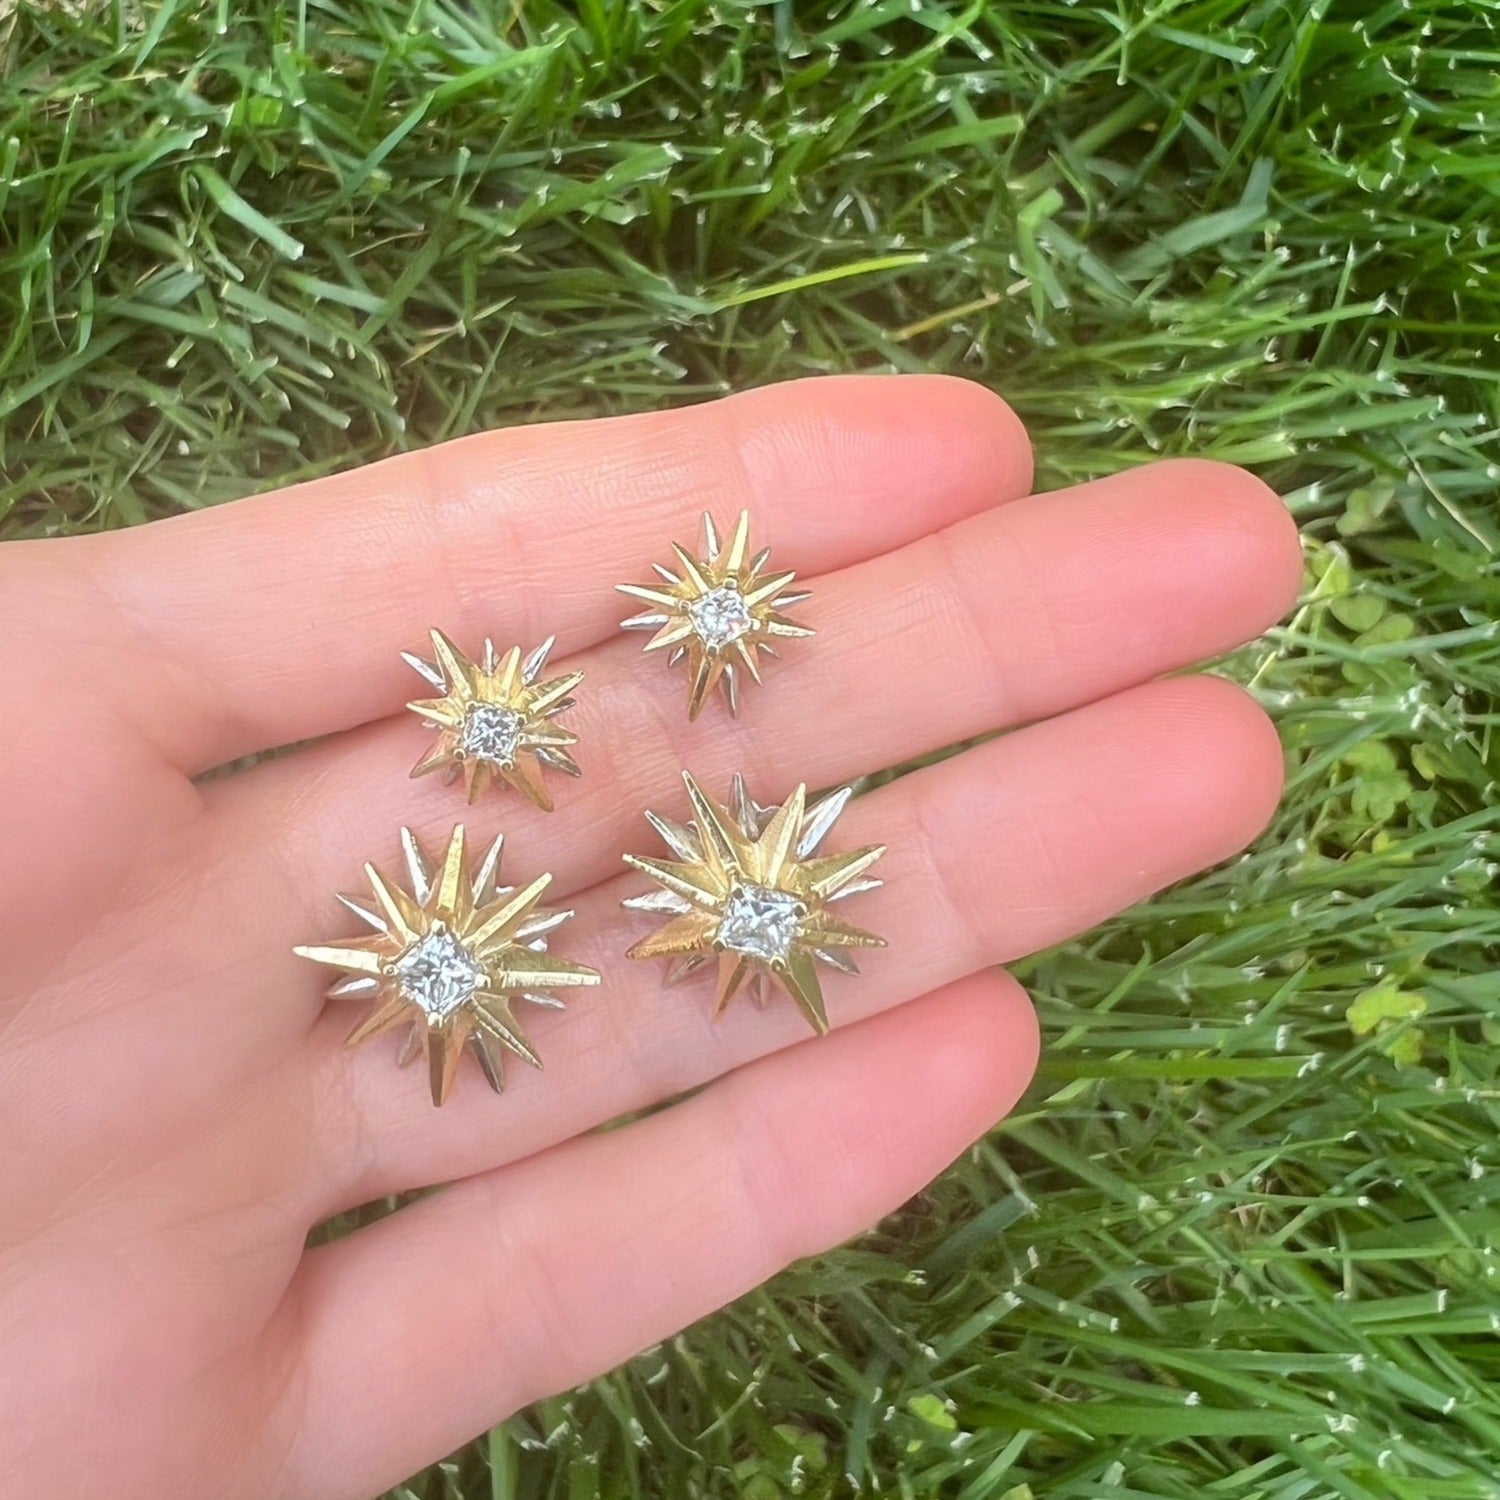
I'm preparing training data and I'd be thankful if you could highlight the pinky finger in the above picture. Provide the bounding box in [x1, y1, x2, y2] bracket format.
[282, 971, 1040, 1499]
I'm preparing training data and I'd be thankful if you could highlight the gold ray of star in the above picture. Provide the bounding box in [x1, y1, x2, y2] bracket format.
[616, 510, 813, 720]
[294, 825, 600, 1105]
[403, 631, 583, 809]
[621, 771, 886, 1034]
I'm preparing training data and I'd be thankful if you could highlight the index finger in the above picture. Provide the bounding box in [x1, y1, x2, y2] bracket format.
[48, 375, 1031, 773]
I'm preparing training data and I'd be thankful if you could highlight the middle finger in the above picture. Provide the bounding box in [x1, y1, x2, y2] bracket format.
[204, 456, 1298, 1033]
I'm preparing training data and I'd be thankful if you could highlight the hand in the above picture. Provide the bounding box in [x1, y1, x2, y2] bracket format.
[0, 376, 1300, 1498]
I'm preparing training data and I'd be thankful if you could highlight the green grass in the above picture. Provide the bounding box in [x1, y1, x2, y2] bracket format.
[4, 1, 1500, 1495]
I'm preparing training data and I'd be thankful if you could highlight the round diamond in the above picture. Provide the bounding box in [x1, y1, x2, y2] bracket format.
[394, 929, 485, 1017]
[688, 585, 754, 650]
[716, 883, 802, 963]
[461, 703, 524, 766]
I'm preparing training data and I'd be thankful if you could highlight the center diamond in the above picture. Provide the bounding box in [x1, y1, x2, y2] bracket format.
[461, 703, 524, 766]
[394, 929, 485, 1018]
[716, 883, 802, 963]
[688, 585, 754, 650]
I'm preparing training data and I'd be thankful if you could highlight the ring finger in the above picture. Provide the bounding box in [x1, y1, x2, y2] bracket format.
[299, 672, 1284, 1218]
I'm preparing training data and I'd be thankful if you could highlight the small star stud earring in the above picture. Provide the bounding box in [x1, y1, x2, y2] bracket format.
[403, 631, 582, 809]
[616, 511, 812, 720]
[622, 771, 886, 1035]
[295, 825, 600, 1105]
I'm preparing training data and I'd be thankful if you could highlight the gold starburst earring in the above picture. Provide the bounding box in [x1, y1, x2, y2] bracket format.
[616, 511, 812, 720]
[622, 771, 885, 1034]
[295, 825, 600, 1105]
[403, 631, 582, 809]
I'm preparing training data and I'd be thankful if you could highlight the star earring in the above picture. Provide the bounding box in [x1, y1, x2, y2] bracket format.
[403, 631, 582, 809]
[622, 771, 886, 1035]
[616, 511, 812, 720]
[295, 826, 600, 1105]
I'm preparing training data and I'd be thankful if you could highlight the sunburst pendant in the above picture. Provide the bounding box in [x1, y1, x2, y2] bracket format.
[622, 771, 886, 1034]
[295, 825, 600, 1105]
[404, 631, 582, 809]
[617, 511, 813, 720]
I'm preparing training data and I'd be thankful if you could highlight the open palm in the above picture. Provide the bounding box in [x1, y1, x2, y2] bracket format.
[0, 376, 1300, 1498]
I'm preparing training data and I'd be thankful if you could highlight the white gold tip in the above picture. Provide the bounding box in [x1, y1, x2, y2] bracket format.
[402, 652, 447, 691]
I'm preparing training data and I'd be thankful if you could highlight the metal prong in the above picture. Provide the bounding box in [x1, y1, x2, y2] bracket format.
[401, 652, 446, 691]
[621, 611, 671, 630]
[396, 1023, 424, 1068]
[401, 827, 434, 904]
[521, 636, 555, 684]
[828, 876, 883, 902]
[651, 562, 682, 585]
[814, 948, 860, 975]
[797, 786, 853, 857]
[645, 809, 703, 862]
[516, 908, 572, 942]
[327, 974, 381, 999]
[469, 831, 505, 902]
[622, 889, 696, 914]
[729, 773, 758, 838]
[483, 638, 498, 675]
[469, 1032, 504, 1093]
[535, 746, 583, 776]
[336, 893, 388, 931]
[702, 511, 721, 559]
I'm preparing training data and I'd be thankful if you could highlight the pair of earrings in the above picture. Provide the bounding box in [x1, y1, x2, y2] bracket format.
[296, 512, 887, 1106]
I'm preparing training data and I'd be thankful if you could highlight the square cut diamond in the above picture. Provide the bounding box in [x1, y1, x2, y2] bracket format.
[461, 702, 523, 765]
[394, 929, 485, 1018]
[688, 585, 754, 650]
[717, 883, 802, 963]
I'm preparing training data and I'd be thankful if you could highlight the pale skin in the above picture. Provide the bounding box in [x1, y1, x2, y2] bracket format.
[0, 376, 1302, 1498]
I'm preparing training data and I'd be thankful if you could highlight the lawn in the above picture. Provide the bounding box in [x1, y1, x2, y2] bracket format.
[3, 1, 1499, 1496]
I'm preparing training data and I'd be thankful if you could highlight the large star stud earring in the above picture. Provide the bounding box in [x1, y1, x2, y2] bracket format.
[616, 511, 812, 720]
[622, 771, 885, 1034]
[403, 631, 582, 809]
[295, 825, 600, 1105]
